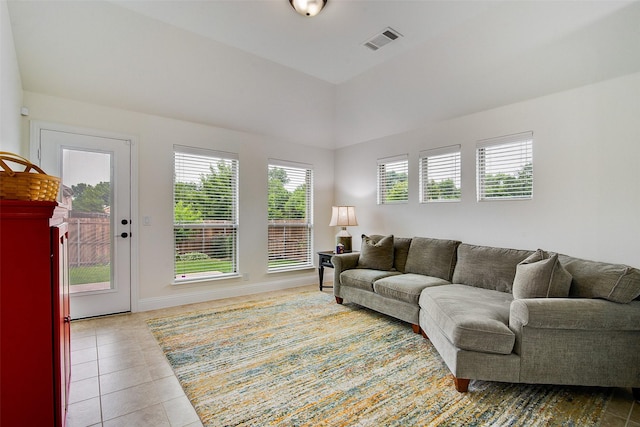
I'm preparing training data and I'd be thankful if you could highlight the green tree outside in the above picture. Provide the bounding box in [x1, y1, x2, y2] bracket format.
[386, 179, 408, 202]
[483, 162, 532, 198]
[174, 161, 236, 222]
[268, 167, 307, 220]
[71, 181, 110, 212]
[426, 178, 460, 200]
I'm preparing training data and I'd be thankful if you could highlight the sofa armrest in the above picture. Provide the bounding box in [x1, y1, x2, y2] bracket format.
[509, 299, 640, 386]
[510, 299, 640, 331]
[331, 253, 360, 297]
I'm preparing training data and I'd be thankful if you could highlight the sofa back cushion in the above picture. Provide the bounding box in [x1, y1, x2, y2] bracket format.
[452, 244, 534, 293]
[404, 237, 461, 281]
[393, 237, 412, 273]
[558, 254, 640, 303]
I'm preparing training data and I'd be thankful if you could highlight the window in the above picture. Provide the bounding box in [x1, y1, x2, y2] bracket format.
[268, 161, 313, 272]
[377, 155, 408, 204]
[477, 132, 533, 201]
[419, 145, 461, 203]
[173, 146, 239, 282]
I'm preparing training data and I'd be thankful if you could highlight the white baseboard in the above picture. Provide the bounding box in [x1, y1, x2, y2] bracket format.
[137, 274, 318, 312]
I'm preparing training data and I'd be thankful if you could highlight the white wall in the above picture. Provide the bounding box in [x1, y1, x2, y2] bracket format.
[334, 73, 640, 268]
[9, 0, 336, 150]
[22, 91, 335, 310]
[0, 0, 23, 154]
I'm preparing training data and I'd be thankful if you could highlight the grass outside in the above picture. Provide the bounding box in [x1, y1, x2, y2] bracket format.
[70, 265, 110, 286]
[71, 258, 307, 285]
[268, 259, 310, 269]
[175, 259, 234, 275]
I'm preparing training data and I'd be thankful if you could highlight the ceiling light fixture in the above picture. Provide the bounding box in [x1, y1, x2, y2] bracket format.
[289, 0, 327, 17]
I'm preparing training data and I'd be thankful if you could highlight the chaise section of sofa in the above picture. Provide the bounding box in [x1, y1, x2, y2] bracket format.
[419, 244, 532, 391]
[419, 243, 640, 395]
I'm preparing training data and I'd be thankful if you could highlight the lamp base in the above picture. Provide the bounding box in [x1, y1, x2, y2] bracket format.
[336, 228, 353, 253]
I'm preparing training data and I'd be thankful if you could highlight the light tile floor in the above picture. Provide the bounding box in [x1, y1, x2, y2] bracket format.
[67, 284, 639, 427]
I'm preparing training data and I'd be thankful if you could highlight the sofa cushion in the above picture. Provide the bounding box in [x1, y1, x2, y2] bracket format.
[558, 255, 640, 303]
[373, 273, 450, 304]
[357, 234, 394, 271]
[393, 237, 412, 273]
[452, 244, 534, 293]
[512, 250, 572, 299]
[404, 237, 461, 280]
[419, 284, 515, 355]
[340, 269, 401, 292]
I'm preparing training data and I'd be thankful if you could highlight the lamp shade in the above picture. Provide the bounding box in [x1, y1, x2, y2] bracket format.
[329, 206, 358, 227]
[289, 0, 327, 17]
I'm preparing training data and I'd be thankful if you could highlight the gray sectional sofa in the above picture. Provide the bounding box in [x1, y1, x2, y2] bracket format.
[331, 235, 640, 397]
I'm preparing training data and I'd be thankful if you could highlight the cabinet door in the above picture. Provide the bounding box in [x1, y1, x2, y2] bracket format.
[0, 201, 57, 427]
[52, 222, 71, 427]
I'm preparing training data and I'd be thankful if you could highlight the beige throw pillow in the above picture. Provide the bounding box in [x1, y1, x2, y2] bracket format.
[513, 249, 572, 299]
[358, 234, 394, 271]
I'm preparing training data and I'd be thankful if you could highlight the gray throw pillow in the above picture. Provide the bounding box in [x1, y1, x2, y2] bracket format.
[358, 234, 394, 271]
[512, 249, 572, 299]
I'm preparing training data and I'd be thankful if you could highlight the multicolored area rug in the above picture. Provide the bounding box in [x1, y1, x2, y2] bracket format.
[147, 291, 612, 426]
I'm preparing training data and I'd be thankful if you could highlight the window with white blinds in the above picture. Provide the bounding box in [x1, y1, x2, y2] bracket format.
[476, 132, 533, 201]
[377, 155, 408, 204]
[173, 146, 239, 282]
[268, 161, 313, 272]
[419, 145, 461, 203]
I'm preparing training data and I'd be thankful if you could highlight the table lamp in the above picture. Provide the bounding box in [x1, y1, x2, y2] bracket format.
[329, 206, 358, 252]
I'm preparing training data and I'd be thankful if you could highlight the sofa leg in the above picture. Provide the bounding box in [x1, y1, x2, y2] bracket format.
[411, 324, 420, 334]
[420, 329, 429, 340]
[453, 376, 470, 392]
[335, 296, 343, 304]
[633, 388, 639, 402]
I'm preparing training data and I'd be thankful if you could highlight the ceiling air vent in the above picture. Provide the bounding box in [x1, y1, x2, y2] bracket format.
[363, 27, 403, 51]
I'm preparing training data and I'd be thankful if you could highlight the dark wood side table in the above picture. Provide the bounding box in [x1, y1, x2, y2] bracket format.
[317, 251, 335, 291]
[317, 251, 359, 291]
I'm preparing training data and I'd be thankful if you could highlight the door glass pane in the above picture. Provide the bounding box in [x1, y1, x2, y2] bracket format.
[62, 149, 113, 294]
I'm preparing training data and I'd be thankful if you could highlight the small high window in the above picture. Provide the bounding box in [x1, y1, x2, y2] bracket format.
[377, 155, 408, 204]
[477, 132, 533, 201]
[419, 145, 461, 203]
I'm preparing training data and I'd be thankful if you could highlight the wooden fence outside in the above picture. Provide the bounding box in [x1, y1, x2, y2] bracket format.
[68, 216, 110, 268]
[69, 217, 312, 267]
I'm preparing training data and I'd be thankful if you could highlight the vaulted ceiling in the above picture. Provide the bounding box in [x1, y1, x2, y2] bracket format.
[8, 1, 640, 149]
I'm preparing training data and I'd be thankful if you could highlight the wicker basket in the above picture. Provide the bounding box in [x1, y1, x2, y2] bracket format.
[0, 152, 60, 202]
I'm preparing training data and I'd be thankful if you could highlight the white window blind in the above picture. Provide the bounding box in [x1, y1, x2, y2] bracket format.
[268, 161, 313, 272]
[173, 146, 239, 282]
[419, 145, 461, 203]
[476, 132, 533, 201]
[377, 154, 408, 204]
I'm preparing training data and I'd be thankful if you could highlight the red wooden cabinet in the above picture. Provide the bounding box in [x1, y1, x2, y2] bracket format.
[0, 200, 71, 427]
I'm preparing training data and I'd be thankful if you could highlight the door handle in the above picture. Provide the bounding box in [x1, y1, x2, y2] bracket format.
[121, 232, 129, 238]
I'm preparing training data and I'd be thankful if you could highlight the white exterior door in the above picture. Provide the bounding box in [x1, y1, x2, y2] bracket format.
[33, 123, 133, 319]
